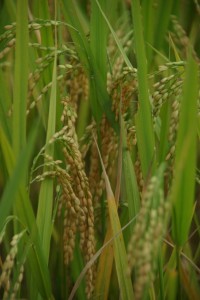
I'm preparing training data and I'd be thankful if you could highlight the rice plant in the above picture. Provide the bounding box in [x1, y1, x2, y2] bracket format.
[0, 0, 200, 299]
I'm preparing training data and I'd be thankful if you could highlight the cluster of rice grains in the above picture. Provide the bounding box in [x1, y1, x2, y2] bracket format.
[152, 69, 182, 165]
[127, 166, 169, 300]
[171, 15, 200, 64]
[0, 20, 81, 119]
[152, 62, 200, 179]
[81, 73, 138, 215]
[28, 69, 94, 297]
[27, 45, 80, 116]
[55, 96, 95, 298]
[0, 231, 26, 300]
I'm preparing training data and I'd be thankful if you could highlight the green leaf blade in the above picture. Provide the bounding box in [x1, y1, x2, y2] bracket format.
[131, 0, 156, 178]
[95, 140, 134, 300]
[12, 0, 29, 156]
[36, 52, 57, 261]
[171, 54, 199, 246]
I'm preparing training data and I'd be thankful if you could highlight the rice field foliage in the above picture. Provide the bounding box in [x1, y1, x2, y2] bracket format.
[0, 0, 200, 299]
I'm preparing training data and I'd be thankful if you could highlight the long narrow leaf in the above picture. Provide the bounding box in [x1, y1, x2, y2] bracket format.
[154, 0, 173, 50]
[90, 0, 107, 84]
[171, 53, 198, 246]
[95, 139, 134, 300]
[95, 0, 132, 69]
[131, 0, 155, 178]
[12, 0, 28, 156]
[94, 134, 122, 299]
[94, 225, 114, 299]
[121, 117, 140, 232]
[36, 48, 57, 261]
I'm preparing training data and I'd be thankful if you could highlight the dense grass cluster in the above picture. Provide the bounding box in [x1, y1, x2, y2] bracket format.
[0, 0, 200, 299]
